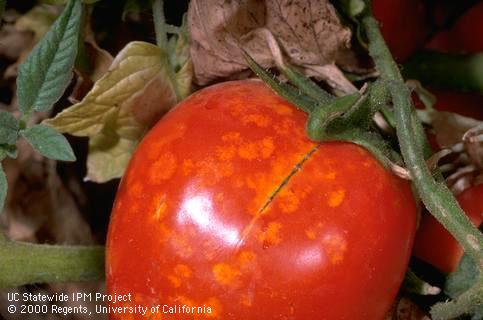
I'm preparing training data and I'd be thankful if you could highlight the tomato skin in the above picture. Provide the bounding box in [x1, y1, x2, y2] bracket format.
[413, 184, 483, 273]
[427, 3, 483, 54]
[372, 0, 429, 61]
[413, 89, 483, 121]
[106, 80, 417, 319]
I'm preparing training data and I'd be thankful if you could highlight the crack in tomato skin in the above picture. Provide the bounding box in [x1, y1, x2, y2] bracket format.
[106, 80, 417, 320]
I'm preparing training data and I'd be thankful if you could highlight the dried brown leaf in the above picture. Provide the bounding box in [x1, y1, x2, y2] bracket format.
[432, 111, 482, 148]
[188, 0, 357, 92]
[463, 124, 483, 169]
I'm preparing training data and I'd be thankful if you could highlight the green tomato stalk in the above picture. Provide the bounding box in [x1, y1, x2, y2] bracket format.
[361, 2, 483, 319]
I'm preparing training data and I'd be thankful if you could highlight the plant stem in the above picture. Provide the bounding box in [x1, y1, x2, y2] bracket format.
[0, 235, 104, 288]
[362, 5, 483, 318]
[362, 7, 483, 319]
[152, 0, 167, 49]
[362, 8, 483, 272]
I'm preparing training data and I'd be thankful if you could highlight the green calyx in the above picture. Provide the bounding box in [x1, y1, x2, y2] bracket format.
[243, 51, 401, 169]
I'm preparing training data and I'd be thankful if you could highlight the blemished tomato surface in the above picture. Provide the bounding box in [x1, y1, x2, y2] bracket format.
[106, 80, 417, 319]
[414, 184, 483, 273]
[372, 0, 429, 61]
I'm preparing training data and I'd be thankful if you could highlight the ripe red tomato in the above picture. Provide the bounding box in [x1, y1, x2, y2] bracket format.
[413, 184, 483, 273]
[426, 2, 483, 54]
[372, 0, 429, 61]
[413, 89, 483, 121]
[106, 80, 417, 319]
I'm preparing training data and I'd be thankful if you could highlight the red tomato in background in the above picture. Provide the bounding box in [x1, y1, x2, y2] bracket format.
[372, 0, 429, 61]
[427, 2, 483, 53]
[106, 80, 417, 319]
[413, 184, 483, 273]
[413, 89, 483, 120]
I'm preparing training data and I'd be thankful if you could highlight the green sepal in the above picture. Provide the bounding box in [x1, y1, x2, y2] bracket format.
[20, 124, 76, 162]
[242, 50, 318, 113]
[330, 128, 402, 167]
[280, 65, 333, 104]
[0, 145, 18, 160]
[306, 93, 360, 141]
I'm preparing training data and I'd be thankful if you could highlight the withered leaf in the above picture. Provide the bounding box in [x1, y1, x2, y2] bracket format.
[44, 40, 192, 183]
[431, 111, 482, 147]
[188, 0, 357, 93]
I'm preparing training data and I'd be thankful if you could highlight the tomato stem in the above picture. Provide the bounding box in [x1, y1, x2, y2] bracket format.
[362, 3, 483, 318]
[362, 3, 483, 273]
[152, 0, 167, 50]
[0, 234, 104, 288]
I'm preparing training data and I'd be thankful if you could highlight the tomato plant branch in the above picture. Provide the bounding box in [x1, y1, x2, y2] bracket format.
[0, 234, 104, 288]
[362, 4, 483, 273]
[362, 4, 483, 318]
[152, 0, 168, 50]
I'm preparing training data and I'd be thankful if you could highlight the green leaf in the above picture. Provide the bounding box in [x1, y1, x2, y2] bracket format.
[445, 253, 480, 299]
[0, 145, 18, 160]
[0, 163, 6, 214]
[20, 124, 76, 161]
[44, 41, 192, 182]
[0, 112, 19, 145]
[16, 0, 82, 115]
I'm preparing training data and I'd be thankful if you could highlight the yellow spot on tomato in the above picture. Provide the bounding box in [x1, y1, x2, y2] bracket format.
[168, 264, 192, 288]
[205, 297, 223, 318]
[153, 195, 167, 221]
[149, 152, 177, 182]
[238, 137, 275, 160]
[216, 145, 236, 161]
[218, 161, 234, 177]
[328, 189, 346, 208]
[174, 264, 192, 278]
[212, 263, 241, 286]
[260, 137, 275, 158]
[168, 275, 182, 288]
[237, 251, 256, 266]
[222, 131, 241, 142]
[240, 294, 253, 307]
[258, 222, 282, 246]
[242, 114, 270, 127]
[182, 159, 194, 175]
[278, 189, 300, 213]
[323, 233, 348, 264]
[305, 229, 317, 240]
[146, 124, 186, 160]
[322, 171, 336, 180]
[128, 181, 143, 198]
[274, 103, 294, 116]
